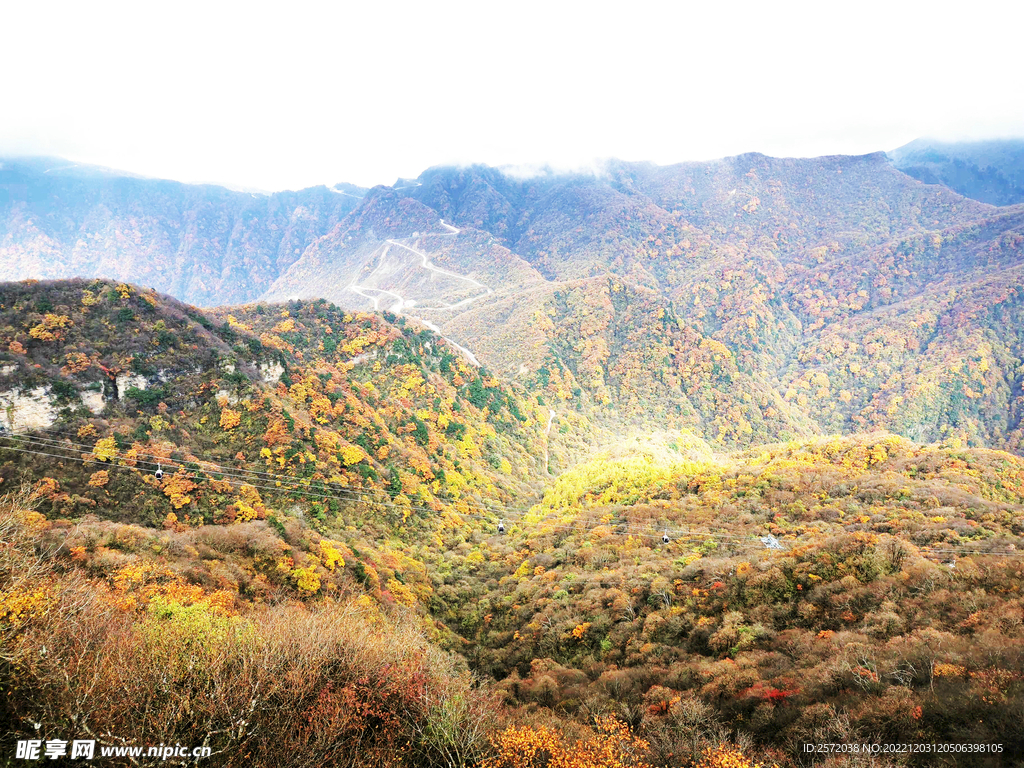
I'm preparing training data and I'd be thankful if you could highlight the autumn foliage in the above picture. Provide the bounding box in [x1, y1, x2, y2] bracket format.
[0, 489, 498, 768]
[485, 717, 651, 768]
[3, 280, 1024, 765]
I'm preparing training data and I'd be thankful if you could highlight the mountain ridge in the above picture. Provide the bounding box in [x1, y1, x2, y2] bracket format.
[889, 137, 1024, 206]
[4, 150, 1024, 457]
[0, 156, 365, 306]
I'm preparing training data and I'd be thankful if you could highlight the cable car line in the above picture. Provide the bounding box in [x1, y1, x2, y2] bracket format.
[5, 430, 1023, 555]
[2, 421, 529, 518]
[0, 435, 777, 548]
[3, 430, 1023, 558]
[1, 430, 540, 524]
[0, 430, 754, 542]
[0, 427, 465, 510]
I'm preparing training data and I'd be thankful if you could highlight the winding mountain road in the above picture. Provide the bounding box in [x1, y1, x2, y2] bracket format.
[344, 230, 492, 365]
[348, 284, 406, 312]
[385, 239, 492, 293]
[418, 318, 481, 366]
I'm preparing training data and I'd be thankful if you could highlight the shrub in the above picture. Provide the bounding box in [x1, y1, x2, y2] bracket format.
[125, 386, 164, 407]
[0, 491, 502, 768]
[220, 408, 241, 430]
[484, 716, 651, 768]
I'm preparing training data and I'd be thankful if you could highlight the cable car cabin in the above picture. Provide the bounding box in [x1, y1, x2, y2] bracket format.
[155, 465, 164, 480]
[498, 519, 505, 534]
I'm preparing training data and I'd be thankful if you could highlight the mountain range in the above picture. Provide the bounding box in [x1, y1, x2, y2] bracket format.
[0, 156, 365, 305]
[889, 137, 1024, 206]
[4, 140, 1024, 765]
[5, 142, 1022, 455]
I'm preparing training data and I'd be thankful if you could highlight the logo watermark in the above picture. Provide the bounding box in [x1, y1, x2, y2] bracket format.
[15, 740, 212, 761]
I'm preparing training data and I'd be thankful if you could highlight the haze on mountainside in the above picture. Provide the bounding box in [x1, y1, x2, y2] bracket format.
[889, 138, 1024, 206]
[4, 141, 1024, 455]
[4, 0, 1023, 191]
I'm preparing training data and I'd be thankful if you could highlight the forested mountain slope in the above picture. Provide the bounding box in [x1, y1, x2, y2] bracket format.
[385, 156, 1024, 453]
[453, 433, 1024, 761]
[0, 279, 591, 610]
[0, 278, 623, 765]
[3, 281, 1024, 765]
[890, 138, 1024, 206]
[4, 154, 1024, 457]
[0, 157, 365, 305]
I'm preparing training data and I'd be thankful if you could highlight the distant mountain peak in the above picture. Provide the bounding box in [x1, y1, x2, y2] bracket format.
[889, 137, 1024, 205]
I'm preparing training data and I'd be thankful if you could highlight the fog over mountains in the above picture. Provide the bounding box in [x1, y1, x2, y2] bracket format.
[0, 156, 365, 305]
[4, 142, 1024, 453]
[889, 137, 1024, 206]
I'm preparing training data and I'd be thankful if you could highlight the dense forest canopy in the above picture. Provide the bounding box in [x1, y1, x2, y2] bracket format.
[5, 150, 1022, 456]
[2, 138, 1024, 767]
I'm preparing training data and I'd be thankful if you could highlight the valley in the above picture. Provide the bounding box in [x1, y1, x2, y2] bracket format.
[2, 144, 1024, 766]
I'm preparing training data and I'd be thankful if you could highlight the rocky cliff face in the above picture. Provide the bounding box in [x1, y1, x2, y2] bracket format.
[0, 385, 58, 432]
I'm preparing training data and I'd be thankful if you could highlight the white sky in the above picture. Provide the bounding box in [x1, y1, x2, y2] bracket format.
[2, 0, 1022, 192]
